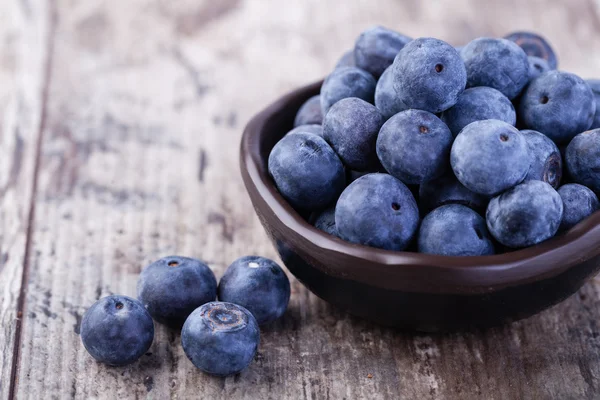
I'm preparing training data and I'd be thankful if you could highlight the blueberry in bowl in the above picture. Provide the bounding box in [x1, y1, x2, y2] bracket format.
[240, 80, 600, 332]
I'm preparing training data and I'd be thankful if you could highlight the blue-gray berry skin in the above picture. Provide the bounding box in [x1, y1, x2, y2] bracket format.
[558, 183, 599, 231]
[527, 56, 551, 81]
[451, 120, 530, 196]
[269, 132, 345, 211]
[518, 71, 596, 144]
[461, 38, 529, 100]
[323, 97, 385, 171]
[521, 129, 562, 188]
[587, 79, 600, 129]
[375, 66, 406, 119]
[311, 206, 338, 236]
[566, 129, 600, 194]
[441, 87, 516, 137]
[504, 31, 558, 70]
[419, 171, 489, 214]
[286, 124, 323, 137]
[392, 38, 467, 113]
[335, 50, 356, 69]
[320, 67, 376, 115]
[486, 180, 563, 248]
[137, 256, 217, 328]
[218, 256, 290, 325]
[418, 204, 495, 256]
[294, 95, 323, 127]
[335, 173, 419, 251]
[181, 302, 259, 377]
[377, 109, 453, 184]
[81, 295, 154, 366]
[354, 26, 412, 79]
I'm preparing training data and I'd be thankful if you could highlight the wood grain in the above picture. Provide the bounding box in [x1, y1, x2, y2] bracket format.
[5, 0, 600, 399]
[0, 1, 51, 398]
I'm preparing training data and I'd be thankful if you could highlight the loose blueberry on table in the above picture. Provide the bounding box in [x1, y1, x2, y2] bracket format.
[218, 256, 291, 325]
[80, 295, 154, 366]
[137, 256, 217, 328]
[181, 302, 260, 377]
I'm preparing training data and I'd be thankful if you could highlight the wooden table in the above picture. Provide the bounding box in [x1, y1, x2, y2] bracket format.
[2, 0, 600, 398]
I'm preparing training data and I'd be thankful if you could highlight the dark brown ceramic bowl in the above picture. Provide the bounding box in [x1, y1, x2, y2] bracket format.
[240, 81, 600, 332]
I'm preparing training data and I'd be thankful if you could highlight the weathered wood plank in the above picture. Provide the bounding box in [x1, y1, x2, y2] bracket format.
[0, 1, 51, 398]
[10, 0, 600, 399]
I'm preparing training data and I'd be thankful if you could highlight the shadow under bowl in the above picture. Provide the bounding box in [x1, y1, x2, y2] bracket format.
[240, 81, 600, 332]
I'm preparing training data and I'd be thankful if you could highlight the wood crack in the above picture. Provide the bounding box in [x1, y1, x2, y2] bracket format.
[7, 0, 57, 398]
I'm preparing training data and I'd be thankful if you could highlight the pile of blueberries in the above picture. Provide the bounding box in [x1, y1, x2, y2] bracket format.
[269, 27, 600, 255]
[80, 255, 290, 376]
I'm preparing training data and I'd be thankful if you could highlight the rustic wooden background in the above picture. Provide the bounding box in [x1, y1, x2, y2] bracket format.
[2, 0, 600, 399]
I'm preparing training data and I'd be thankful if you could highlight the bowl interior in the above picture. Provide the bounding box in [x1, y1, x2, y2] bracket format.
[240, 81, 600, 294]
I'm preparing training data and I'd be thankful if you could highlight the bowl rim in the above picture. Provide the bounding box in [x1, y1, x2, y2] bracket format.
[240, 80, 600, 291]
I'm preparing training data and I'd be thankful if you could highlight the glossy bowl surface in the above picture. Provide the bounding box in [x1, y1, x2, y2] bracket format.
[240, 81, 600, 331]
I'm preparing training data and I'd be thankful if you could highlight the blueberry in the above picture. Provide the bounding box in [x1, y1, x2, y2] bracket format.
[320, 67, 376, 115]
[218, 256, 290, 325]
[450, 120, 530, 196]
[323, 97, 385, 171]
[504, 31, 558, 69]
[377, 109, 453, 184]
[354, 26, 412, 78]
[441, 87, 516, 137]
[391, 37, 466, 113]
[81, 295, 154, 366]
[311, 206, 337, 236]
[486, 180, 563, 248]
[587, 79, 600, 129]
[294, 95, 323, 127]
[375, 65, 406, 119]
[335, 50, 356, 69]
[418, 204, 495, 256]
[419, 170, 489, 214]
[518, 71, 596, 144]
[285, 124, 323, 138]
[137, 256, 217, 328]
[521, 129, 562, 188]
[566, 129, 600, 194]
[335, 173, 419, 251]
[461, 38, 529, 100]
[558, 183, 599, 231]
[527, 56, 551, 81]
[269, 132, 345, 211]
[181, 302, 259, 377]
